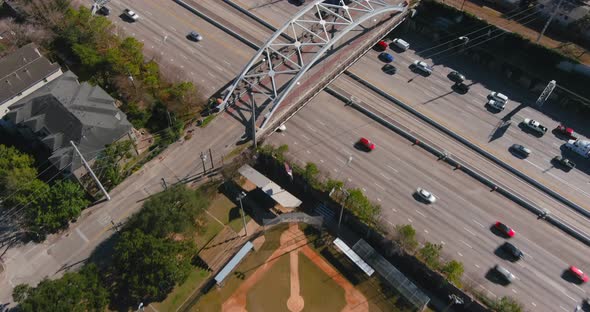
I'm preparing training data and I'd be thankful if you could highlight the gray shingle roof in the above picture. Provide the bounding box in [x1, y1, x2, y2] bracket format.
[0, 43, 61, 105]
[7, 71, 133, 172]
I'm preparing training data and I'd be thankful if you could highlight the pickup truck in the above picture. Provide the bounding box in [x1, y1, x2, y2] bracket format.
[554, 124, 577, 140]
[124, 9, 139, 21]
[522, 118, 547, 135]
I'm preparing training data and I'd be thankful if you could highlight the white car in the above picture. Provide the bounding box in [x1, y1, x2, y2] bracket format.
[124, 9, 139, 21]
[487, 91, 508, 111]
[277, 124, 287, 132]
[412, 60, 432, 75]
[416, 188, 436, 204]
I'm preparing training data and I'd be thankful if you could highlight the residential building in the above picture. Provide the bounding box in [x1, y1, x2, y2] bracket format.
[0, 43, 63, 117]
[537, 0, 590, 27]
[4, 71, 135, 189]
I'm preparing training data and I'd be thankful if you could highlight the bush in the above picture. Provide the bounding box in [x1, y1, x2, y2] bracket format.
[394, 224, 418, 253]
[441, 260, 464, 286]
[417, 242, 443, 270]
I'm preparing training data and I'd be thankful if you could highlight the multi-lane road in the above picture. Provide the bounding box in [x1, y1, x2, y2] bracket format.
[1, 0, 588, 311]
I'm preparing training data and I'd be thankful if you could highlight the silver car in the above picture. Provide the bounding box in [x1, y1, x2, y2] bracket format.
[188, 31, 203, 42]
[494, 264, 515, 283]
[412, 60, 432, 75]
[416, 188, 436, 204]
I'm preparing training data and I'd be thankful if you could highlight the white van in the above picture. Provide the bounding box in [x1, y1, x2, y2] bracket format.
[392, 38, 410, 51]
[487, 91, 508, 111]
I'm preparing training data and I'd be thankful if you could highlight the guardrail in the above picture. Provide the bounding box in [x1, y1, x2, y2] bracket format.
[327, 85, 590, 246]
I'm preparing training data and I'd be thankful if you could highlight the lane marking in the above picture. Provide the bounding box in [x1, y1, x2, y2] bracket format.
[460, 240, 473, 249]
[223, 60, 231, 66]
[562, 290, 576, 302]
[531, 302, 536, 307]
[374, 183, 385, 190]
[424, 229, 429, 234]
[362, 187, 367, 192]
[473, 219, 484, 228]
[463, 227, 476, 236]
[512, 289, 517, 294]
[317, 120, 327, 126]
[392, 208, 398, 212]
[76, 228, 89, 243]
[301, 134, 310, 140]
[560, 306, 568, 312]
[416, 210, 426, 217]
[169, 26, 176, 32]
[387, 165, 398, 173]
[408, 218, 413, 223]
[457, 252, 463, 257]
[377, 198, 382, 202]
[380, 173, 391, 180]
[320, 159, 324, 163]
[474, 264, 480, 268]
[441, 240, 445, 245]
[307, 125, 317, 132]
[306, 150, 311, 154]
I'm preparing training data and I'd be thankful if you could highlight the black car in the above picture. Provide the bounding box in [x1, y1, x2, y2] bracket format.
[448, 71, 465, 83]
[382, 64, 397, 75]
[98, 6, 110, 16]
[453, 82, 469, 94]
[553, 156, 576, 170]
[511, 144, 531, 158]
[502, 242, 524, 260]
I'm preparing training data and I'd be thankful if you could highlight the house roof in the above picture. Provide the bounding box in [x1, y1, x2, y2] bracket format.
[6, 71, 133, 172]
[239, 164, 302, 208]
[0, 43, 62, 105]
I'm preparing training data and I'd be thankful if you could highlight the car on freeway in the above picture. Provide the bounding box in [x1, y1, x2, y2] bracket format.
[486, 91, 508, 111]
[554, 124, 577, 140]
[510, 144, 531, 158]
[495, 221, 515, 237]
[188, 31, 203, 42]
[447, 71, 465, 83]
[452, 82, 469, 94]
[494, 264, 515, 284]
[501, 242, 524, 260]
[123, 9, 139, 21]
[522, 118, 548, 135]
[375, 40, 388, 51]
[277, 124, 287, 132]
[392, 38, 410, 51]
[98, 6, 110, 16]
[358, 137, 375, 151]
[379, 52, 394, 63]
[552, 156, 576, 170]
[382, 64, 397, 75]
[570, 266, 589, 283]
[415, 188, 436, 204]
[411, 60, 432, 75]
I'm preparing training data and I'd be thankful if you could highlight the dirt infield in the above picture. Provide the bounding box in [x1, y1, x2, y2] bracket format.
[222, 224, 368, 312]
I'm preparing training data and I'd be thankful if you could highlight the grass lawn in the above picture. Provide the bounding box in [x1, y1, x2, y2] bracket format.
[246, 254, 290, 312]
[299, 253, 346, 312]
[152, 268, 210, 312]
[206, 194, 251, 233]
[195, 215, 223, 248]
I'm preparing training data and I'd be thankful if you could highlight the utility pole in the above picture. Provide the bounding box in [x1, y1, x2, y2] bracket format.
[536, 80, 557, 106]
[166, 110, 172, 128]
[208, 148, 214, 169]
[337, 188, 350, 235]
[200, 152, 207, 176]
[236, 192, 248, 236]
[70, 141, 110, 201]
[537, 0, 565, 43]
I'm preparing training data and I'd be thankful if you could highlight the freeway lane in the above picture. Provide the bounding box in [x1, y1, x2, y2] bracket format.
[267, 91, 590, 311]
[330, 74, 590, 237]
[348, 32, 590, 212]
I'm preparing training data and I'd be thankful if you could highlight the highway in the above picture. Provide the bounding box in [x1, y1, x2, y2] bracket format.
[0, 0, 587, 311]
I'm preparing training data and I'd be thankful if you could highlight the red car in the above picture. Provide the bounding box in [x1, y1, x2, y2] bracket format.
[554, 124, 577, 140]
[376, 40, 388, 51]
[359, 137, 375, 151]
[495, 221, 515, 237]
[570, 266, 589, 282]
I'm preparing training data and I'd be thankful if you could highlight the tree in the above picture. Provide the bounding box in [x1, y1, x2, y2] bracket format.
[441, 260, 464, 286]
[303, 162, 320, 185]
[125, 185, 209, 238]
[344, 188, 380, 227]
[492, 296, 523, 312]
[112, 229, 196, 303]
[25, 180, 89, 235]
[13, 264, 109, 312]
[93, 140, 134, 188]
[418, 242, 443, 270]
[395, 224, 418, 253]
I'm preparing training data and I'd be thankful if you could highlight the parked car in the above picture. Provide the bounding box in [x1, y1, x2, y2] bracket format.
[379, 52, 394, 63]
[554, 124, 577, 140]
[277, 124, 287, 132]
[570, 266, 589, 283]
[392, 38, 410, 51]
[411, 60, 432, 75]
[188, 31, 203, 42]
[375, 40, 388, 51]
[123, 9, 139, 21]
[553, 156, 576, 170]
[494, 264, 515, 283]
[448, 71, 465, 83]
[510, 144, 531, 158]
[495, 221, 515, 237]
[522, 118, 548, 135]
[358, 137, 375, 151]
[501, 242, 524, 260]
[415, 188, 436, 203]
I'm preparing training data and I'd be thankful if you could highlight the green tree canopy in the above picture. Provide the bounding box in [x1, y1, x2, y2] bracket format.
[395, 224, 418, 253]
[345, 188, 380, 227]
[418, 242, 443, 270]
[492, 296, 523, 312]
[112, 229, 196, 302]
[441, 260, 464, 286]
[126, 185, 209, 238]
[93, 140, 134, 188]
[13, 264, 109, 312]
